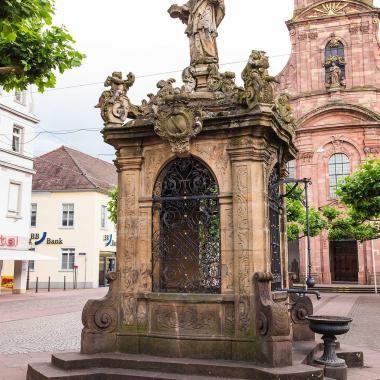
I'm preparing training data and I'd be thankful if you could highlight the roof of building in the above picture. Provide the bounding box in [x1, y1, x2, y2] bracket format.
[32, 146, 117, 192]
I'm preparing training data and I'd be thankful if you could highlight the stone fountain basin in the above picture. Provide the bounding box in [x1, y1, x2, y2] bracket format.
[306, 315, 352, 336]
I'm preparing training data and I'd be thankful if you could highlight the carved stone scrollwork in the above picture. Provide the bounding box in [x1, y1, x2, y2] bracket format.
[82, 272, 118, 333]
[290, 296, 313, 325]
[274, 93, 295, 126]
[253, 272, 290, 338]
[95, 72, 142, 124]
[238, 51, 277, 110]
[207, 64, 238, 97]
[154, 107, 203, 153]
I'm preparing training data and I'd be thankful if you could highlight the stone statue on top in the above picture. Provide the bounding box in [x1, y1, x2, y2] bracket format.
[168, 0, 225, 65]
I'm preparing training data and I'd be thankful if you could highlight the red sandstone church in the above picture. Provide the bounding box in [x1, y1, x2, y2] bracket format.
[277, 0, 380, 285]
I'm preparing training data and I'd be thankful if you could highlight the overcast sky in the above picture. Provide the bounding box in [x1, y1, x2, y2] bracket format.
[30, 0, 380, 161]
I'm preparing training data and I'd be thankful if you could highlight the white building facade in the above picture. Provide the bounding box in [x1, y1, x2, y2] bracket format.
[0, 89, 39, 293]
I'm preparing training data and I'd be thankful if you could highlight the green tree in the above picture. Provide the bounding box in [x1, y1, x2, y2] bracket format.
[336, 159, 380, 222]
[285, 184, 327, 241]
[107, 186, 118, 225]
[0, 0, 85, 92]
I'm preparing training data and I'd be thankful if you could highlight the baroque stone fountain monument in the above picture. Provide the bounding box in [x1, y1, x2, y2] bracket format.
[27, 1, 331, 379]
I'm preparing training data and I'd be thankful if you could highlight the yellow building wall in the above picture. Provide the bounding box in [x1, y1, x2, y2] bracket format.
[25, 190, 116, 288]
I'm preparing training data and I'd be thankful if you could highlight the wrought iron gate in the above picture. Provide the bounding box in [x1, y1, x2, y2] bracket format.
[152, 157, 221, 293]
[268, 164, 282, 291]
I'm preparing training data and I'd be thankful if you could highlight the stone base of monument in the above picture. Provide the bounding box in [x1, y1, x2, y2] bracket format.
[26, 352, 324, 380]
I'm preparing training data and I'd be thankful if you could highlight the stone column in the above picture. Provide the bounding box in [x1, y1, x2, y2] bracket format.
[228, 137, 269, 356]
[115, 147, 143, 352]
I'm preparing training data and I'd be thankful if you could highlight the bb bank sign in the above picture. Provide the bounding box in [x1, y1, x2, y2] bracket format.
[30, 232, 63, 246]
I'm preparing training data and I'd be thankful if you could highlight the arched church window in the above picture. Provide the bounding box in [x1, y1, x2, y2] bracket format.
[328, 153, 350, 198]
[287, 160, 296, 179]
[152, 157, 221, 294]
[268, 164, 282, 291]
[324, 34, 346, 89]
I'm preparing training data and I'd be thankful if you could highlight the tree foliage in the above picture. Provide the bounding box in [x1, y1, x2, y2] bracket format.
[107, 186, 118, 225]
[285, 160, 380, 243]
[0, 0, 85, 91]
[285, 184, 327, 241]
[336, 159, 380, 222]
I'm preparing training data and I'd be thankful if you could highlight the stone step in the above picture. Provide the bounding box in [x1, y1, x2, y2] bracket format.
[293, 284, 378, 294]
[27, 362, 229, 380]
[27, 352, 325, 380]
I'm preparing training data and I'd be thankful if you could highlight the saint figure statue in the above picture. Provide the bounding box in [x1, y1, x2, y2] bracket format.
[169, 0, 225, 65]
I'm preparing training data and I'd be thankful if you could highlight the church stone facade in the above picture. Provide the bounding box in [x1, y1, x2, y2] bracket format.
[277, 0, 380, 284]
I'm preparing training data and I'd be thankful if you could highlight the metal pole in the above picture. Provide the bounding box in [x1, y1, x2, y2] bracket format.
[26, 262, 30, 291]
[84, 256, 87, 289]
[48, 276, 51, 292]
[64, 276, 66, 291]
[35, 277, 38, 293]
[371, 240, 378, 294]
[304, 179, 315, 288]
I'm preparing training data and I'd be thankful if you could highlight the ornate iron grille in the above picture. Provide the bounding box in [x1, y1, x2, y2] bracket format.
[268, 164, 282, 291]
[152, 157, 221, 293]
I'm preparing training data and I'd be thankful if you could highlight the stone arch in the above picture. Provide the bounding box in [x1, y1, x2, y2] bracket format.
[151, 155, 221, 294]
[297, 103, 380, 128]
[294, 0, 374, 22]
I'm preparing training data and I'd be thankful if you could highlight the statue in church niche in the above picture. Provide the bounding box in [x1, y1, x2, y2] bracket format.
[96, 71, 142, 124]
[239, 50, 277, 110]
[326, 61, 345, 89]
[168, 0, 225, 65]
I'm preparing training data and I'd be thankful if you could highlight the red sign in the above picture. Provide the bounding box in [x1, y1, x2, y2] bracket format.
[0, 235, 19, 248]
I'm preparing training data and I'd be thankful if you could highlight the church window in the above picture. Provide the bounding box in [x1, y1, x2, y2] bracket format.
[328, 153, 350, 198]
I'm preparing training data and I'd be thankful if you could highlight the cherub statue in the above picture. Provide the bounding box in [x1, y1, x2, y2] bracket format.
[96, 71, 141, 124]
[239, 51, 277, 109]
[181, 66, 196, 93]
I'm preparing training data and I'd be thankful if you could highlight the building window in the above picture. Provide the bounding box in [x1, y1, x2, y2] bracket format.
[62, 203, 74, 227]
[287, 160, 296, 179]
[61, 248, 75, 270]
[101, 205, 107, 228]
[324, 34, 345, 89]
[12, 126, 23, 153]
[7, 182, 21, 217]
[14, 91, 26, 105]
[329, 153, 350, 198]
[31, 203, 37, 227]
[28, 260, 35, 271]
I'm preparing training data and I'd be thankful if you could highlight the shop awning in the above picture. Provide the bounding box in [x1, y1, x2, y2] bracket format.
[0, 250, 57, 261]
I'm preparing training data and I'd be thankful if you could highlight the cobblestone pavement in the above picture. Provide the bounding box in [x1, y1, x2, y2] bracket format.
[0, 288, 107, 355]
[0, 290, 379, 379]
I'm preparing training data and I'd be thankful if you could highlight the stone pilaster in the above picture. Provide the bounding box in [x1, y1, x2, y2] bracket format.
[114, 148, 143, 352]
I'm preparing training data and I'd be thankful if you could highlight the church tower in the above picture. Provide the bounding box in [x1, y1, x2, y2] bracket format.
[277, 0, 380, 285]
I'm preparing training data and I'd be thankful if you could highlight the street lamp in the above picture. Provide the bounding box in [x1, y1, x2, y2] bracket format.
[303, 178, 315, 288]
[282, 178, 315, 288]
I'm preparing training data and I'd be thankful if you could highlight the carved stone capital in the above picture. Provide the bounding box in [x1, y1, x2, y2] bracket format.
[115, 157, 143, 172]
[227, 136, 272, 163]
[298, 151, 314, 163]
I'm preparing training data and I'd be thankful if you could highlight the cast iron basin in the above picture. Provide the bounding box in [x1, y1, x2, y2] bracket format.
[306, 315, 352, 367]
